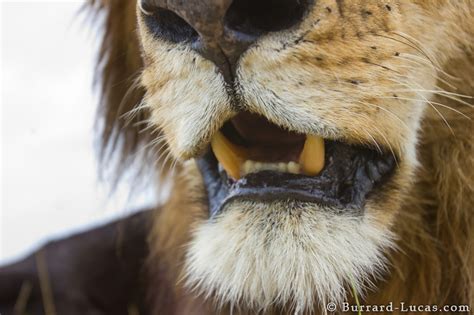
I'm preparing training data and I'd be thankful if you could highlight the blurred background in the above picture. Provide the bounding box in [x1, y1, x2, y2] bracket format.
[1, 1, 154, 264]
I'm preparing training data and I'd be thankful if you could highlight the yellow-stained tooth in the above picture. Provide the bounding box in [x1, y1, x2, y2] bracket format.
[211, 131, 248, 179]
[299, 135, 325, 176]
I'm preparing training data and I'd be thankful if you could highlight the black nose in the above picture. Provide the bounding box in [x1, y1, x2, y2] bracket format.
[142, 0, 310, 83]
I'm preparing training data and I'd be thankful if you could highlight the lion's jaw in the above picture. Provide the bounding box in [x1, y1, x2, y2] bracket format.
[136, 0, 472, 313]
[185, 200, 395, 313]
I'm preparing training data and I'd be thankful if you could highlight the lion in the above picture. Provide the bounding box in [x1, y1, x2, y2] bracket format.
[0, 0, 473, 314]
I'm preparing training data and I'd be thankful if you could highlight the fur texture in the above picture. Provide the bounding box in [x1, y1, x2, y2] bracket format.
[89, 0, 474, 313]
[185, 201, 395, 313]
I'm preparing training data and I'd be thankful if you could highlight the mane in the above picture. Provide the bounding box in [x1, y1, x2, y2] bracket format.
[88, 0, 170, 187]
[372, 50, 474, 307]
[374, 103, 474, 307]
[87, 0, 474, 311]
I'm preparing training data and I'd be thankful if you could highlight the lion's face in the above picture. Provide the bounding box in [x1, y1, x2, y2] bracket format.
[135, 0, 465, 312]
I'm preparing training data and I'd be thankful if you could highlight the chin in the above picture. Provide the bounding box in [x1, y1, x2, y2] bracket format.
[185, 200, 395, 312]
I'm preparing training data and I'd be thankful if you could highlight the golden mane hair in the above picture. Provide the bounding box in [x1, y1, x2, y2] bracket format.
[88, 0, 474, 313]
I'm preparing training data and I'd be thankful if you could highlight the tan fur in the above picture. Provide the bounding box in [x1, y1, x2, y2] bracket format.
[89, 0, 474, 314]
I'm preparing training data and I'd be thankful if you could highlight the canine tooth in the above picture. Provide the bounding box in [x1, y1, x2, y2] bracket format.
[299, 135, 325, 176]
[288, 162, 300, 174]
[211, 131, 247, 179]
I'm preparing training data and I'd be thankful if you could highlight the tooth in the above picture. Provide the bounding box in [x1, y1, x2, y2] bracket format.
[248, 161, 257, 174]
[211, 131, 247, 179]
[242, 160, 251, 175]
[278, 162, 287, 173]
[288, 162, 300, 174]
[240, 160, 249, 176]
[299, 135, 325, 176]
[266, 163, 278, 171]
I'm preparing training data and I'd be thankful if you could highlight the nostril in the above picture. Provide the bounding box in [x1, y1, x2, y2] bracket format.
[141, 5, 198, 43]
[224, 0, 310, 36]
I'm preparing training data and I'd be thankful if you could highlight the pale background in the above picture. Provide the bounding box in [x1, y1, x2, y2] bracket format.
[1, 1, 154, 264]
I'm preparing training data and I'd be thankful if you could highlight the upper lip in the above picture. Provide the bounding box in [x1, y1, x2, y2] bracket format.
[197, 111, 397, 217]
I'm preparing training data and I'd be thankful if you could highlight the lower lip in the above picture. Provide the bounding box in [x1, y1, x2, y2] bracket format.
[197, 140, 396, 217]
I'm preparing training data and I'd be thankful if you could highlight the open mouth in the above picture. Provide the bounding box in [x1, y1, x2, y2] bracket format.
[197, 112, 396, 217]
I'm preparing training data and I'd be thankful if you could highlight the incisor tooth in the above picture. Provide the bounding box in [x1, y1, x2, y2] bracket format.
[288, 161, 300, 174]
[278, 162, 287, 173]
[299, 135, 325, 176]
[242, 160, 252, 175]
[211, 131, 247, 179]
